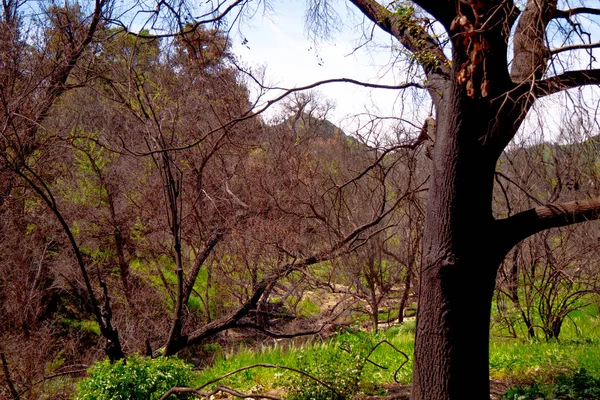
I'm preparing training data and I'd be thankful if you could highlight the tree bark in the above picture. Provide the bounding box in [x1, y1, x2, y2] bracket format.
[397, 268, 412, 324]
[344, 0, 600, 398]
[411, 67, 511, 399]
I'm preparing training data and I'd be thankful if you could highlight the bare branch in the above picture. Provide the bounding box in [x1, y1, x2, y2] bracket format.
[160, 385, 282, 400]
[498, 198, 600, 253]
[182, 231, 224, 305]
[1, 352, 19, 400]
[132, 79, 424, 156]
[553, 7, 600, 19]
[233, 323, 325, 338]
[348, 0, 450, 76]
[550, 41, 600, 55]
[159, 363, 344, 400]
[534, 69, 600, 97]
[112, 0, 249, 39]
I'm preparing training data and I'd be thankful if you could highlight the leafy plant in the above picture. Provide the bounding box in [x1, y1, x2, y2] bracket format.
[75, 356, 194, 400]
[555, 368, 600, 399]
[285, 333, 375, 400]
[501, 369, 600, 400]
[502, 382, 548, 400]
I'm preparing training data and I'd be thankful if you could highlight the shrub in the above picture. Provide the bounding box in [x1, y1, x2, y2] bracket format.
[75, 356, 194, 400]
[554, 368, 600, 399]
[285, 334, 375, 400]
[501, 369, 600, 400]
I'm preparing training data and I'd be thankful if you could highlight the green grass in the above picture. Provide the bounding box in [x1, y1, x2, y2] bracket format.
[191, 313, 600, 396]
[490, 338, 600, 382]
[193, 327, 415, 394]
[488, 304, 600, 382]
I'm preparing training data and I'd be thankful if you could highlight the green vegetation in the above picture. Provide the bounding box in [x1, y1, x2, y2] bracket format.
[184, 314, 600, 398]
[191, 329, 413, 397]
[58, 317, 101, 336]
[502, 369, 600, 400]
[76, 356, 194, 400]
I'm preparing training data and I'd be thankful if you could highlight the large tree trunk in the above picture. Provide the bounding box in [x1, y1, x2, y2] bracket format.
[411, 78, 510, 399]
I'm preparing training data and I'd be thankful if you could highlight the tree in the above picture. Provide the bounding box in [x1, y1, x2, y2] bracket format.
[5, 0, 600, 398]
[334, 1, 600, 398]
[0, 0, 127, 362]
[2, 6, 416, 390]
[493, 130, 600, 341]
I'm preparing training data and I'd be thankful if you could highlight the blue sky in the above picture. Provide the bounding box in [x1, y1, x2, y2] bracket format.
[228, 0, 429, 138]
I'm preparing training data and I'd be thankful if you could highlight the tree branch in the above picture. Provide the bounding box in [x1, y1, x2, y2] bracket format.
[552, 7, 600, 19]
[160, 363, 343, 400]
[182, 231, 223, 305]
[0, 352, 19, 400]
[132, 78, 424, 156]
[162, 187, 405, 355]
[112, 0, 248, 39]
[160, 385, 282, 400]
[14, 166, 125, 361]
[550, 41, 600, 55]
[511, 0, 557, 83]
[534, 69, 600, 97]
[31, 0, 108, 141]
[497, 198, 600, 253]
[348, 0, 450, 77]
[233, 323, 325, 338]
[411, 0, 453, 25]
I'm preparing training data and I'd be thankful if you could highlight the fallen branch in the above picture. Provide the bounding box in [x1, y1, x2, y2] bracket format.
[17, 366, 88, 397]
[339, 339, 410, 383]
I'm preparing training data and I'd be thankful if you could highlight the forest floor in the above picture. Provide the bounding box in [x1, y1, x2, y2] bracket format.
[356, 380, 510, 400]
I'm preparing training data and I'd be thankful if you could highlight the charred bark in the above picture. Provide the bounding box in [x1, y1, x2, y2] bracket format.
[412, 93, 506, 400]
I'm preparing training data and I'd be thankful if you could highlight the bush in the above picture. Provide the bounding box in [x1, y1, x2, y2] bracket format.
[555, 368, 600, 399]
[502, 369, 600, 400]
[285, 334, 374, 400]
[76, 356, 195, 400]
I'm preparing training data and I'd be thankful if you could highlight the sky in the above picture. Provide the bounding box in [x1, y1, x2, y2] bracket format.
[225, 0, 600, 143]
[227, 0, 429, 138]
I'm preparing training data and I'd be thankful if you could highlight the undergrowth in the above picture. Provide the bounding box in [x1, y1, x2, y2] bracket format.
[193, 327, 415, 396]
[73, 312, 600, 399]
[192, 313, 600, 398]
[502, 368, 600, 400]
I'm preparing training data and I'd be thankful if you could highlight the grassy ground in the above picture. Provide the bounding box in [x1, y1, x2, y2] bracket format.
[490, 308, 600, 383]
[191, 311, 600, 397]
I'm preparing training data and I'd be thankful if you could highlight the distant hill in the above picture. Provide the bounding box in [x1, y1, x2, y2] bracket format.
[261, 112, 363, 148]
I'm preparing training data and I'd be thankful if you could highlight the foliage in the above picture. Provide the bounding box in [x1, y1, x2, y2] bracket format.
[502, 382, 548, 400]
[284, 334, 371, 400]
[501, 369, 600, 400]
[554, 369, 600, 399]
[75, 356, 194, 400]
